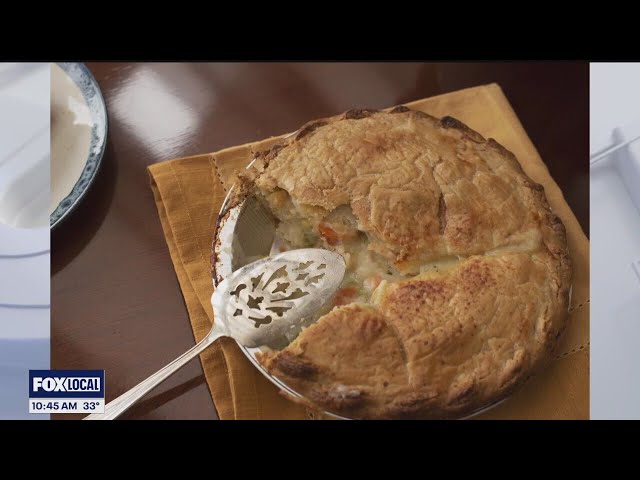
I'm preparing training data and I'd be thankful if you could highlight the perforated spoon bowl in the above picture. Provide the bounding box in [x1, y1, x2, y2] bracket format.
[84, 248, 345, 420]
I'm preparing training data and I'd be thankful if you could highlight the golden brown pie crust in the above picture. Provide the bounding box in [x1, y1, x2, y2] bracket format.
[233, 106, 571, 419]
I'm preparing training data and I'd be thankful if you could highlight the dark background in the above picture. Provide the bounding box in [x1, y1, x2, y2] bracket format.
[52, 63, 589, 419]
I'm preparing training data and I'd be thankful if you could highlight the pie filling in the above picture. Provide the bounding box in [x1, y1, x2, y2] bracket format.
[259, 188, 405, 302]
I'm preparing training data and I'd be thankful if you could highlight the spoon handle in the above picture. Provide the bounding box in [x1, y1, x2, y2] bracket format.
[84, 329, 223, 420]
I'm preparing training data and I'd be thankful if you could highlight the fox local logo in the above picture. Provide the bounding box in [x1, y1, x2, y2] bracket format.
[33, 376, 101, 393]
[29, 370, 105, 399]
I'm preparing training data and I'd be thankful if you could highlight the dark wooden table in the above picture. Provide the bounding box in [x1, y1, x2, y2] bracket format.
[51, 63, 589, 420]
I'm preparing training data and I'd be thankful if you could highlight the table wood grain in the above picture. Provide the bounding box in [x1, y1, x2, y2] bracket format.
[51, 63, 589, 420]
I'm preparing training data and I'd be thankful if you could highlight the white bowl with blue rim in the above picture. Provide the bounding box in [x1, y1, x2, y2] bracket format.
[50, 62, 108, 229]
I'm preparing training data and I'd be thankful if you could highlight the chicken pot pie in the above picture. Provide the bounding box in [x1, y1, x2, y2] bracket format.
[228, 106, 571, 419]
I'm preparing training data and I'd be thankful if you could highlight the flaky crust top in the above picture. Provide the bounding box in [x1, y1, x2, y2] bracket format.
[238, 107, 571, 419]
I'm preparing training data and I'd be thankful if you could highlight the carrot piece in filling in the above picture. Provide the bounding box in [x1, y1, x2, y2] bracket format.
[318, 222, 340, 246]
[333, 286, 358, 306]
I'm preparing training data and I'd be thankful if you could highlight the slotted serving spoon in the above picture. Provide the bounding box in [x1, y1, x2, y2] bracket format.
[85, 248, 345, 420]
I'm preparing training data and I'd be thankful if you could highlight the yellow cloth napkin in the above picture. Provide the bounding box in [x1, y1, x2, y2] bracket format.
[148, 84, 589, 420]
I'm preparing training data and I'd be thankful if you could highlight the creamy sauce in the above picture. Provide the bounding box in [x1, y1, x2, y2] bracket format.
[50, 64, 92, 214]
[274, 214, 402, 305]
